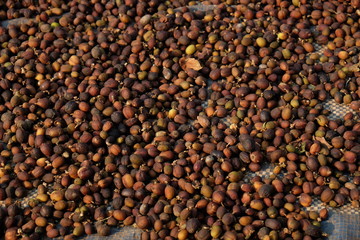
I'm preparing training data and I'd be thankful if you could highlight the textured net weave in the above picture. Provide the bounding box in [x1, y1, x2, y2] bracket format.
[77, 226, 142, 240]
[322, 212, 360, 240]
[323, 99, 358, 121]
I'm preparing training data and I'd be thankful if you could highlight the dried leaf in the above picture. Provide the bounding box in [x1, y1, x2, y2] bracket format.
[314, 136, 332, 149]
[186, 58, 202, 70]
[179, 57, 202, 71]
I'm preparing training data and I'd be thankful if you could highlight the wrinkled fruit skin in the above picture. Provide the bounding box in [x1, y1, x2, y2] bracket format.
[0, 0, 360, 239]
